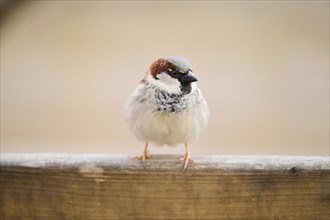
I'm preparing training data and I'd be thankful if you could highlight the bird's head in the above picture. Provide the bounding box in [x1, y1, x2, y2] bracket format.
[147, 56, 198, 94]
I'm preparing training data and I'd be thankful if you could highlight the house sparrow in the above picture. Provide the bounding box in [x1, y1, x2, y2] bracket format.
[125, 56, 209, 170]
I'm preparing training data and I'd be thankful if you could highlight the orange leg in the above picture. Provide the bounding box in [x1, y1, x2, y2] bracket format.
[136, 142, 151, 160]
[180, 143, 193, 170]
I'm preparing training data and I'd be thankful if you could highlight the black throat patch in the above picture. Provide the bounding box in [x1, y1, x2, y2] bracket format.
[154, 89, 189, 113]
[180, 82, 192, 95]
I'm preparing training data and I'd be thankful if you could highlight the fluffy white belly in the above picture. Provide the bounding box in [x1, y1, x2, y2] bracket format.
[131, 108, 203, 147]
[125, 84, 209, 147]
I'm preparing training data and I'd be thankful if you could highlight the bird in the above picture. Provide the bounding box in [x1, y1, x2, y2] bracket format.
[125, 56, 209, 170]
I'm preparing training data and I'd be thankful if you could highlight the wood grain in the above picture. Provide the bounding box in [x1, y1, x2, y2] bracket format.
[1, 153, 329, 220]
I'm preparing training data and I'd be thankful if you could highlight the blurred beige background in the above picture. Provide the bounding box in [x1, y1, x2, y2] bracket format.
[1, 1, 329, 156]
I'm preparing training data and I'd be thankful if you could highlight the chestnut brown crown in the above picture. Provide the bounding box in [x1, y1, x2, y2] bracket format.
[149, 56, 193, 80]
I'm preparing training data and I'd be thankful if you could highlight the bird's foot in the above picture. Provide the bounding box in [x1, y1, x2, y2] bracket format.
[180, 153, 193, 170]
[135, 151, 152, 161]
[135, 142, 151, 161]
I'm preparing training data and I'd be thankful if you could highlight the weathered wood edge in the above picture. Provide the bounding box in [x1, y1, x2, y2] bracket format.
[1, 153, 329, 175]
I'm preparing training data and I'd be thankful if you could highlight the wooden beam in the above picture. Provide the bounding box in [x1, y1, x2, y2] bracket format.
[1, 153, 329, 219]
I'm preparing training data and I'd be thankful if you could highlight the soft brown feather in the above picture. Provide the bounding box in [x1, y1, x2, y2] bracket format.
[149, 58, 176, 80]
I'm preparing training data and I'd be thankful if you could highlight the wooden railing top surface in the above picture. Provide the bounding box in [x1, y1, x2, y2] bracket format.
[1, 153, 329, 173]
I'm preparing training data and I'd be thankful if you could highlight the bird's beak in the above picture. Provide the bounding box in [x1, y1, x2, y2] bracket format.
[182, 71, 198, 83]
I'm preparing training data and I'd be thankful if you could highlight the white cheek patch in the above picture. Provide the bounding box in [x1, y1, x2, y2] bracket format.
[158, 72, 178, 84]
[152, 72, 181, 93]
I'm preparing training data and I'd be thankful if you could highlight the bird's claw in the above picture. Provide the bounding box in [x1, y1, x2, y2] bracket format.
[135, 142, 151, 161]
[180, 153, 193, 170]
[135, 152, 152, 161]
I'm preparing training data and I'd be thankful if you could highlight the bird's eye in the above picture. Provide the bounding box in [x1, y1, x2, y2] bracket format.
[167, 70, 181, 78]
